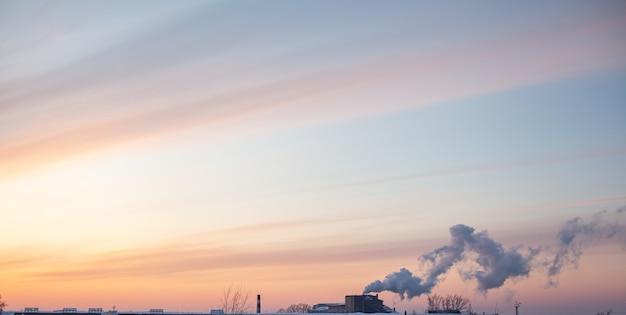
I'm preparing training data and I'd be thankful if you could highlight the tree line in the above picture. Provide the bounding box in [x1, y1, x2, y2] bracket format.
[276, 303, 311, 313]
[0, 290, 615, 315]
[426, 294, 470, 314]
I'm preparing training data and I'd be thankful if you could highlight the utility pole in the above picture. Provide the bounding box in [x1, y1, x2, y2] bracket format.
[514, 302, 521, 315]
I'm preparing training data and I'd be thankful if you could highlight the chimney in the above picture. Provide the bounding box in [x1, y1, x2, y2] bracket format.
[256, 294, 261, 314]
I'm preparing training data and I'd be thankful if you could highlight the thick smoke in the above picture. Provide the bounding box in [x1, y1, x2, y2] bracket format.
[364, 207, 625, 299]
[362, 268, 428, 300]
[364, 224, 535, 298]
[545, 208, 625, 287]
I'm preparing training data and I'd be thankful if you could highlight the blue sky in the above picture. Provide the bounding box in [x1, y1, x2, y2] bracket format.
[1, 1, 626, 315]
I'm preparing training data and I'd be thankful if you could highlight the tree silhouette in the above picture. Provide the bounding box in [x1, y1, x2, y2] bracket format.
[221, 284, 251, 314]
[276, 303, 312, 313]
[0, 294, 6, 315]
[426, 294, 470, 314]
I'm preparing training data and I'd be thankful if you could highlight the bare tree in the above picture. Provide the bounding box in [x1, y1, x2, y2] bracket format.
[448, 295, 470, 313]
[221, 284, 251, 315]
[0, 294, 6, 315]
[426, 294, 470, 314]
[427, 295, 443, 313]
[277, 303, 311, 313]
[596, 310, 612, 315]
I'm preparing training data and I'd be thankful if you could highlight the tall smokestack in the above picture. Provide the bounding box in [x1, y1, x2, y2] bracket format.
[256, 294, 261, 314]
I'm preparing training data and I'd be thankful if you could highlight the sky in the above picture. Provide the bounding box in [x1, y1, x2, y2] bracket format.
[1, 1, 626, 315]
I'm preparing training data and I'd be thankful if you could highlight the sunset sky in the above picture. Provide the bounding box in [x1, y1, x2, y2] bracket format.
[1, 1, 626, 315]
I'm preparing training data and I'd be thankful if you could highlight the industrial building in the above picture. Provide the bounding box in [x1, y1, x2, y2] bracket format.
[11, 295, 393, 315]
[309, 303, 346, 313]
[14, 309, 165, 315]
[345, 295, 392, 313]
[310, 294, 394, 313]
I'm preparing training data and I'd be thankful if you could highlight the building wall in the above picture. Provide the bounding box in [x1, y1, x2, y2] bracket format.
[345, 295, 388, 313]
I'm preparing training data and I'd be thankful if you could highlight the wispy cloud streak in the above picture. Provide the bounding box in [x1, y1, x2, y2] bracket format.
[364, 208, 626, 299]
[21, 238, 430, 281]
[1, 7, 625, 178]
[295, 147, 626, 193]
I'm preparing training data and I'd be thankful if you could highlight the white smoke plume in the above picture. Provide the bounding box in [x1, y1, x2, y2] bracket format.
[364, 224, 536, 299]
[545, 207, 626, 287]
[364, 207, 625, 299]
[362, 268, 429, 300]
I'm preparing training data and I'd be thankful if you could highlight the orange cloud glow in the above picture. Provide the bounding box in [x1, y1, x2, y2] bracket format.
[2, 14, 625, 179]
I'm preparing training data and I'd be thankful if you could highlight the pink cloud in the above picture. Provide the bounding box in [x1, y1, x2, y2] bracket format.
[1, 14, 625, 178]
